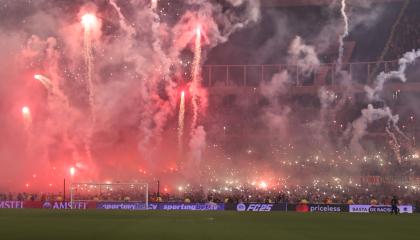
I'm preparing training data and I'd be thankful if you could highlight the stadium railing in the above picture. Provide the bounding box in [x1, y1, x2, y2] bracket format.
[200, 60, 406, 89]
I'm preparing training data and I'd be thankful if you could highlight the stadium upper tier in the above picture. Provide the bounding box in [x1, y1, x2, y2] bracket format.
[205, 0, 418, 65]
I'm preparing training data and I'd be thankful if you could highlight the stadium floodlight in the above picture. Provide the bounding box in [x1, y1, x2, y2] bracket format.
[70, 182, 149, 210]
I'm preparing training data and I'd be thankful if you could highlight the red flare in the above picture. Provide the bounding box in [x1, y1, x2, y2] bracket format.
[81, 14, 97, 28]
[69, 167, 76, 176]
[195, 25, 201, 37]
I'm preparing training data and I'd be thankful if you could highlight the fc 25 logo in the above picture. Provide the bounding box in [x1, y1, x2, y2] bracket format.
[237, 203, 273, 212]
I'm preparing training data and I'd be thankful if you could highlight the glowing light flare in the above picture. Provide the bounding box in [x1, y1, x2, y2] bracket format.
[259, 181, 268, 189]
[195, 25, 201, 37]
[34, 74, 42, 81]
[193, 24, 210, 45]
[34, 74, 53, 90]
[151, 0, 158, 9]
[21, 106, 32, 130]
[22, 106, 30, 116]
[81, 14, 97, 29]
[69, 167, 76, 176]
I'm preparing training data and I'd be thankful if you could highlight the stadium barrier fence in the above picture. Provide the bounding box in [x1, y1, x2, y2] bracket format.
[0, 201, 415, 213]
[0, 201, 224, 211]
[225, 203, 414, 213]
[225, 203, 348, 212]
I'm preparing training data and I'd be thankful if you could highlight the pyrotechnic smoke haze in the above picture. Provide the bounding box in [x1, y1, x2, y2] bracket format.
[0, 0, 419, 193]
[0, 0, 261, 191]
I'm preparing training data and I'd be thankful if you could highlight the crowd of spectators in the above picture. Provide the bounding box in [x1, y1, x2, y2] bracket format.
[150, 184, 419, 205]
[0, 192, 64, 202]
[1, 183, 419, 205]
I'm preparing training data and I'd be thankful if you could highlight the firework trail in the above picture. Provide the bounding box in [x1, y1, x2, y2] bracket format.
[82, 14, 96, 117]
[151, 0, 158, 10]
[386, 127, 402, 164]
[34, 74, 69, 105]
[337, 0, 349, 69]
[150, 0, 170, 72]
[34, 74, 52, 90]
[109, 0, 135, 35]
[21, 106, 32, 131]
[178, 91, 186, 151]
[82, 13, 97, 165]
[191, 26, 202, 130]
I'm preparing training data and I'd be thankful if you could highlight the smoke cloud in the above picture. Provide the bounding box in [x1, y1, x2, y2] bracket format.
[0, 0, 261, 190]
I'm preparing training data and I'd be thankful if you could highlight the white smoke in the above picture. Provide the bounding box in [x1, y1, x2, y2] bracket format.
[348, 50, 420, 157]
[365, 49, 420, 101]
[188, 126, 207, 168]
[288, 36, 320, 74]
[0, 0, 262, 187]
[260, 70, 291, 136]
[349, 104, 399, 155]
[261, 71, 290, 99]
[261, 36, 319, 139]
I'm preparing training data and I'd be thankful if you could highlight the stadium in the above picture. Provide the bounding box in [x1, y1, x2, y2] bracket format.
[1, 0, 420, 239]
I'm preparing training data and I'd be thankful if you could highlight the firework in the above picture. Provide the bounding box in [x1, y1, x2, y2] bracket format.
[6, 0, 420, 197]
[337, 0, 349, 68]
[190, 25, 202, 130]
[151, 0, 158, 10]
[178, 91, 186, 152]
[21, 106, 32, 130]
[82, 13, 98, 166]
[34, 74, 52, 90]
[386, 128, 402, 164]
[82, 13, 97, 116]
[69, 167, 76, 176]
